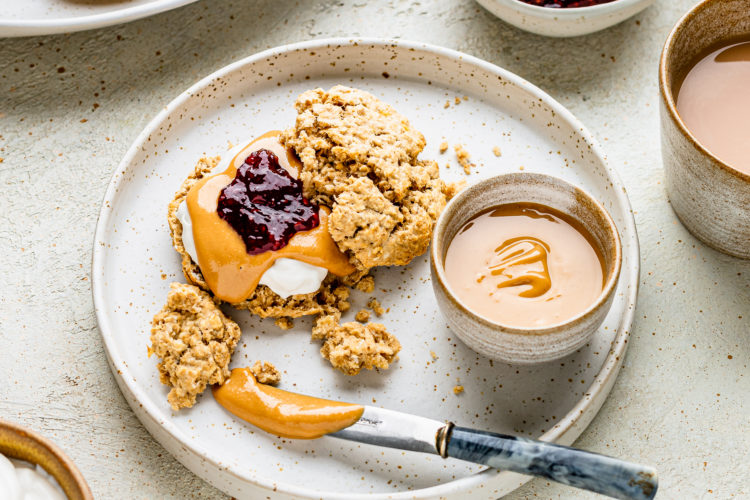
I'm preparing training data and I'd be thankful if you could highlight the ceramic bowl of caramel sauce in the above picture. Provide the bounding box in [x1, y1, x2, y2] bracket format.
[660, 0, 750, 259]
[430, 173, 622, 365]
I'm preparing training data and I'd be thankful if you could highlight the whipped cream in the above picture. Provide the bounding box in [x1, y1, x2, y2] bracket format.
[176, 141, 329, 299]
[0, 453, 65, 500]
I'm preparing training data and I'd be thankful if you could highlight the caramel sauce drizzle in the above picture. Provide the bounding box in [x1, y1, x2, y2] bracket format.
[213, 368, 364, 439]
[186, 131, 355, 303]
[486, 236, 552, 298]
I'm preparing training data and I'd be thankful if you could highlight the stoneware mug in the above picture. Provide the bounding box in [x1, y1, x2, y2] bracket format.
[430, 173, 622, 365]
[659, 0, 750, 259]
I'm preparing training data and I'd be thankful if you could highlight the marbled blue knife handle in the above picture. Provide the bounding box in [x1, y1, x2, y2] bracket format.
[445, 426, 657, 500]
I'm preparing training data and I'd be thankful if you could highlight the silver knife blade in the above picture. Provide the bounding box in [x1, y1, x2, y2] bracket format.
[329, 405, 445, 455]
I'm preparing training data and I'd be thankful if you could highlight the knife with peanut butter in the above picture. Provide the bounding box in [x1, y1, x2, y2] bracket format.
[214, 368, 657, 500]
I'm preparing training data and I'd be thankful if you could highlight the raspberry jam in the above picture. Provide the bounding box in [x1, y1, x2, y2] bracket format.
[517, 0, 617, 7]
[217, 149, 319, 255]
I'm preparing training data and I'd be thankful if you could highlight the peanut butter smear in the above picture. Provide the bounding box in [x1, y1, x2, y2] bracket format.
[213, 367, 364, 439]
[185, 131, 355, 303]
[444, 203, 605, 328]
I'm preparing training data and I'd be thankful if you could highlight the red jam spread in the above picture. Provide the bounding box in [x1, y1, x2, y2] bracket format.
[518, 0, 617, 7]
[217, 149, 320, 255]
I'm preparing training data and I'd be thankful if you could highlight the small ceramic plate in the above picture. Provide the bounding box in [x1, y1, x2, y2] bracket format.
[92, 38, 639, 499]
[0, 0, 199, 37]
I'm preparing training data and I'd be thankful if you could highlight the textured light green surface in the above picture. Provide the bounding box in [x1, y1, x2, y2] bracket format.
[0, 1, 747, 498]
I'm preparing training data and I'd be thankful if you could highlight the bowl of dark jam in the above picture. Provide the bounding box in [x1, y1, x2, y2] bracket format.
[475, 0, 655, 37]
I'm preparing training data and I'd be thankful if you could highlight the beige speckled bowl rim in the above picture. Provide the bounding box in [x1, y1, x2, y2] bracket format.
[431, 173, 622, 336]
[659, 0, 750, 183]
[508, 0, 648, 15]
[0, 420, 93, 500]
[92, 38, 640, 499]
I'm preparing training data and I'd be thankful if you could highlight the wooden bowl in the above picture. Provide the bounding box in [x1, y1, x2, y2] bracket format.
[0, 420, 93, 500]
[430, 173, 622, 364]
[659, 0, 750, 259]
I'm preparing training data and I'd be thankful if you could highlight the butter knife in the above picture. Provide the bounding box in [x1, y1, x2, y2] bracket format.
[330, 406, 657, 500]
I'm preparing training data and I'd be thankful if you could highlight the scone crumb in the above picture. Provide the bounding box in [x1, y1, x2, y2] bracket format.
[313, 315, 401, 375]
[444, 100, 451, 109]
[454, 144, 473, 175]
[454, 97, 461, 105]
[355, 309, 371, 323]
[443, 180, 466, 201]
[439, 141, 449, 154]
[354, 275, 375, 293]
[453, 385, 464, 395]
[492, 146, 502, 157]
[275, 317, 294, 330]
[150, 282, 241, 411]
[430, 350, 438, 360]
[250, 360, 281, 386]
[367, 298, 385, 317]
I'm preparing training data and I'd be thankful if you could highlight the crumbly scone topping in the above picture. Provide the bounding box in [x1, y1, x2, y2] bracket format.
[150, 282, 241, 410]
[454, 143, 473, 175]
[312, 314, 401, 376]
[354, 309, 370, 323]
[282, 85, 449, 269]
[250, 360, 281, 386]
[274, 317, 294, 330]
[367, 297, 384, 317]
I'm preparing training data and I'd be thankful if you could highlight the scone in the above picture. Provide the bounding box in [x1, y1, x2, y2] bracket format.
[282, 85, 450, 270]
[150, 282, 241, 410]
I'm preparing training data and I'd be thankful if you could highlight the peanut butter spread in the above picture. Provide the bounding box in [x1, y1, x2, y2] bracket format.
[213, 368, 363, 439]
[150, 283, 241, 410]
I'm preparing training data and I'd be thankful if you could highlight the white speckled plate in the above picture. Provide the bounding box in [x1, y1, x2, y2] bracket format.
[0, 0, 199, 37]
[92, 38, 639, 499]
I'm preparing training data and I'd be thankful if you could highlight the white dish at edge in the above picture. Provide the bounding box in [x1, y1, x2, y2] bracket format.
[0, 0, 199, 37]
[476, 0, 656, 37]
[92, 38, 640, 499]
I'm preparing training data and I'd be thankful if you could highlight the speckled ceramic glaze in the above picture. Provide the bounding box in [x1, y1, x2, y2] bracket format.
[659, 0, 750, 259]
[92, 38, 640, 499]
[0, 420, 93, 500]
[475, 0, 656, 37]
[0, 0, 199, 37]
[431, 173, 621, 364]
